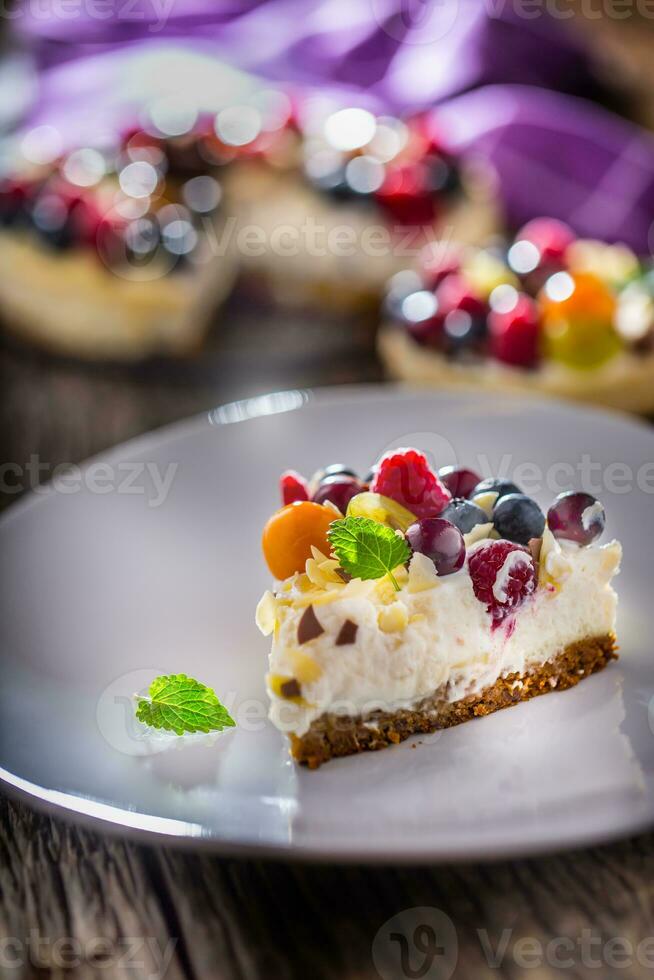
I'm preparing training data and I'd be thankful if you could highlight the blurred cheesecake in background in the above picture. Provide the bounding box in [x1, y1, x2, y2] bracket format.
[0, 91, 499, 359]
[222, 99, 499, 313]
[0, 123, 238, 360]
[378, 218, 654, 414]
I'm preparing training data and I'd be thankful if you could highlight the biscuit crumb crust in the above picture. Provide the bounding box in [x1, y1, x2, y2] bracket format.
[290, 634, 618, 768]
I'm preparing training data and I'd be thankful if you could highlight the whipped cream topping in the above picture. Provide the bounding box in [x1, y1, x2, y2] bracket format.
[260, 538, 622, 737]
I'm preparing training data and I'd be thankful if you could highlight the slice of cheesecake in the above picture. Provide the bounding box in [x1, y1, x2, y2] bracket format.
[257, 450, 621, 767]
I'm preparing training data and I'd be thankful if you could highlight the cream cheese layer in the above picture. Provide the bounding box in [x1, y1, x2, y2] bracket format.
[258, 539, 621, 737]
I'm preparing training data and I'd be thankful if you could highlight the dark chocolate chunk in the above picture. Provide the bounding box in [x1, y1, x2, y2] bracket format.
[335, 567, 352, 583]
[297, 604, 324, 644]
[335, 619, 358, 646]
[280, 678, 301, 699]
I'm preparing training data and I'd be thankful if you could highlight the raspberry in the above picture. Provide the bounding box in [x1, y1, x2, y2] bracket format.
[280, 470, 309, 506]
[371, 448, 451, 520]
[468, 540, 536, 625]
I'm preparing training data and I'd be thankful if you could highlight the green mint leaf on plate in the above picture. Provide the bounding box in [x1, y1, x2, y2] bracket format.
[135, 674, 235, 736]
[327, 516, 410, 591]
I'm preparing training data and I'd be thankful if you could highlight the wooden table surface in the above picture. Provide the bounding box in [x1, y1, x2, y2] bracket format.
[2, 301, 654, 980]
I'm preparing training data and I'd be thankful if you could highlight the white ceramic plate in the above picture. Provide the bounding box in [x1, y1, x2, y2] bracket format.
[1, 386, 653, 861]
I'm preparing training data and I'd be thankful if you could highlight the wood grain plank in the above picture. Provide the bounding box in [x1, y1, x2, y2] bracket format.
[3, 797, 654, 980]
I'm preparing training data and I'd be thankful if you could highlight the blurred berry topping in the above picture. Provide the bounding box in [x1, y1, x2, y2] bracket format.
[390, 215, 651, 373]
[398, 289, 442, 347]
[436, 274, 486, 321]
[493, 493, 545, 545]
[421, 243, 462, 289]
[371, 448, 451, 520]
[540, 271, 621, 369]
[515, 217, 576, 266]
[375, 162, 437, 226]
[0, 179, 33, 228]
[437, 465, 481, 499]
[435, 274, 488, 356]
[406, 517, 465, 576]
[547, 491, 606, 545]
[488, 289, 540, 368]
[468, 540, 536, 625]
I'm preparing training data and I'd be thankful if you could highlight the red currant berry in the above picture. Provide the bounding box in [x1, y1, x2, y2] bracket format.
[280, 470, 309, 506]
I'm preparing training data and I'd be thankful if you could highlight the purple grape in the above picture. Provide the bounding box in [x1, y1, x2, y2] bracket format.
[437, 465, 481, 499]
[312, 476, 362, 513]
[547, 491, 605, 545]
[405, 518, 466, 576]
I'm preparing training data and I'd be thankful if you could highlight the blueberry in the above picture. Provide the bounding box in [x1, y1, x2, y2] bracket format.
[493, 494, 545, 545]
[471, 478, 522, 502]
[440, 498, 489, 535]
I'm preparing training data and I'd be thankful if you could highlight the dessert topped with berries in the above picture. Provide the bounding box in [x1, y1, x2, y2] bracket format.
[257, 448, 621, 768]
[0, 119, 240, 358]
[0, 90, 492, 358]
[379, 217, 654, 414]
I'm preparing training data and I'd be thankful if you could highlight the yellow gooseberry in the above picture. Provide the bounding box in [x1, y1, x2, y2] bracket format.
[262, 501, 336, 580]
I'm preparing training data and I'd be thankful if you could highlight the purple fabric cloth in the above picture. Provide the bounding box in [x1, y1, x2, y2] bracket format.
[11, 0, 654, 251]
[436, 85, 654, 252]
[15, 0, 601, 108]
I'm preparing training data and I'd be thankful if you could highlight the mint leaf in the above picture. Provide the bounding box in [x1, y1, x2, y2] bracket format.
[135, 674, 235, 736]
[327, 516, 410, 591]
